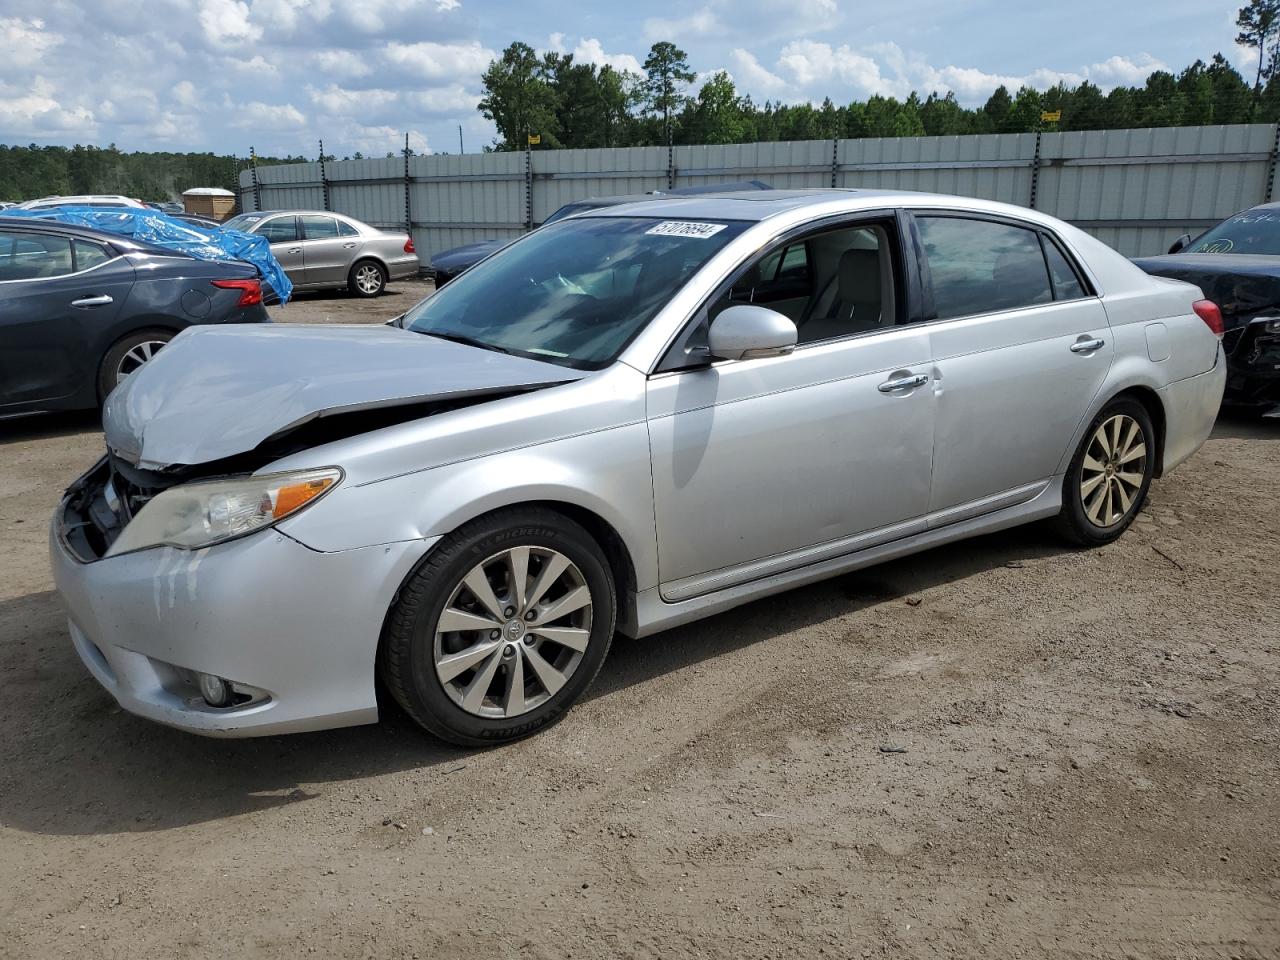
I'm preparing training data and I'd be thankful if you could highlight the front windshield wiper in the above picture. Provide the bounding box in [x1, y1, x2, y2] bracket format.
[419, 330, 522, 357]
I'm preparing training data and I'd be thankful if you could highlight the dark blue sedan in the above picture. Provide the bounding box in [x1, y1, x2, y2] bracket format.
[0, 219, 270, 416]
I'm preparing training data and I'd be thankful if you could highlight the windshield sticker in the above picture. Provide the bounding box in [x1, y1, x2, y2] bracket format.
[645, 221, 728, 239]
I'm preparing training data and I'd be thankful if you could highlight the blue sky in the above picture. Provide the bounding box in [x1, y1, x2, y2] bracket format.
[0, 0, 1253, 158]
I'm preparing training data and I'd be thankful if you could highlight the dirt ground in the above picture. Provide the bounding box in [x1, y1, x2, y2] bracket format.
[1, 292, 1278, 958]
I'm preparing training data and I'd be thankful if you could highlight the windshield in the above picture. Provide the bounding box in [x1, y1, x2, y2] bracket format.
[403, 215, 748, 368]
[1189, 209, 1280, 255]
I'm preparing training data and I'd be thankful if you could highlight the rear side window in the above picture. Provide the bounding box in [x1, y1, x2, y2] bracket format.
[337, 220, 360, 237]
[74, 240, 111, 271]
[1042, 238, 1086, 300]
[918, 217, 1052, 320]
[258, 217, 298, 242]
[300, 215, 340, 240]
[0, 232, 74, 280]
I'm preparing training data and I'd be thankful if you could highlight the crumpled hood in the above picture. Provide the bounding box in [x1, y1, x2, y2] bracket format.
[103, 324, 584, 469]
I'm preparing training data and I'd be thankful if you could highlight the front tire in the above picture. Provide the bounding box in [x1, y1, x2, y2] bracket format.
[348, 259, 386, 297]
[380, 508, 616, 746]
[1054, 397, 1155, 546]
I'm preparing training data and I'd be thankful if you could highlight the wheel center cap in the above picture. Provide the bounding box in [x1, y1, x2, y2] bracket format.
[504, 619, 527, 642]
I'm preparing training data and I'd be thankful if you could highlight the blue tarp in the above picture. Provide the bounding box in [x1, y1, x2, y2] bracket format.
[0, 206, 293, 303]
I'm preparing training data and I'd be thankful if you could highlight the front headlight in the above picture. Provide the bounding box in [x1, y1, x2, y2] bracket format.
[105, 467, 342, 557]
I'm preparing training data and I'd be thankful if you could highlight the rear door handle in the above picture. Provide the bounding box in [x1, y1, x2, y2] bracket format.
[1070, 337, 1106, 354]
[71, 295, 113, 308]
[877, 373, 930, 393]
[342, 242, 357, 248]
[287, 247, 302, 254]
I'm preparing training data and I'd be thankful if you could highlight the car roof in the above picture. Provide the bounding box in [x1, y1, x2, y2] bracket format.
[0, 216, 147, 249]
[234, 209, 361, 220]
[579, 188, 1061, 225]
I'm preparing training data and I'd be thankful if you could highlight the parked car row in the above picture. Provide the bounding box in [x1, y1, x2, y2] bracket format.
[49, 188, 1225, 748]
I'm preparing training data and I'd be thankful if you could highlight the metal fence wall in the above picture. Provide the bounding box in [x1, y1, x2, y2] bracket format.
[239, 123, 1280, 263]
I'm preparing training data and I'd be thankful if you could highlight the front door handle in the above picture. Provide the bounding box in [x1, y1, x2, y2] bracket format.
[1070, 337, 1106, 354]
[877, 372, 930, 393]
[71, 295, 113, 308]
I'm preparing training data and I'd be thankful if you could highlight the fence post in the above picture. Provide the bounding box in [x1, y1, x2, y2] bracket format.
[319, 139, 330, 211]
[403, 132, 412, 234]
[830, 138, 839, 188]
[249, 146, 261, 211]
[525, 143, 533, 230]
[667, 134, 675, 191]
[1029, 131, 1042, 210]
[1267, 123, 1280, 204]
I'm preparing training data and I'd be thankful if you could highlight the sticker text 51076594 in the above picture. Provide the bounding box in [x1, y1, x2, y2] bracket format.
[644, 221, 728, 239]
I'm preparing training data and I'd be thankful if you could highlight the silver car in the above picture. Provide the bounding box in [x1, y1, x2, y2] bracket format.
[51, 190, 1225, 745]
[222, 210, 419, 297]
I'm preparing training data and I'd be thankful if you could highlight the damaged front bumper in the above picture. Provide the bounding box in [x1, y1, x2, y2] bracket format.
[50, 460, 433, 737]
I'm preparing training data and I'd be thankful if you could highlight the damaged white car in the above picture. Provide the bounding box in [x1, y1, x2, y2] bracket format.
[51, 190, 1225, 745]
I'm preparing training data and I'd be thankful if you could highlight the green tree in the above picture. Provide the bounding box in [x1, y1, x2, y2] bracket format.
[1237, 0, 1280, 91]
[478, 41, 559, 150]
[642, 41, 697, 141]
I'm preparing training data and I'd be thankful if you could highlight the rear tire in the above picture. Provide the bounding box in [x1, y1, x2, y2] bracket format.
[1054, 397, 1155, 546]
[348, 260, 386, 298]
[97, 328, 174, 403]
[379, 507, 616, 747]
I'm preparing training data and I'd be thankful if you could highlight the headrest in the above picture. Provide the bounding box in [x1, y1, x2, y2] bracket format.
[838, 247, 881, 301]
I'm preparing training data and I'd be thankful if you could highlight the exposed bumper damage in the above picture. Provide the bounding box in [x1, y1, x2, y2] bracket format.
[1131, 254, 1280, 412]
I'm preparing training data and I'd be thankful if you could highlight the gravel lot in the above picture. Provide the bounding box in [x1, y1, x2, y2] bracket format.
[1, 292, 1278, 959]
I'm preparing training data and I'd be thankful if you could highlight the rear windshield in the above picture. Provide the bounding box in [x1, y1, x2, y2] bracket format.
[1189, 209, 1280, 256]
[402, 216, 748, 368]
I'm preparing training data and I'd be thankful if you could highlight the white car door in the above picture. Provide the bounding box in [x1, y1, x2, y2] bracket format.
[646, 215, 936, 601]
[911, 213, 1114, 521]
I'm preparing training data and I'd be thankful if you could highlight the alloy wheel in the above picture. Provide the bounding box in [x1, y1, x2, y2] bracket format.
[355, 264, 383, 295]
[433, 546, 593, 719]
[1079, 413, 1147, 528]
[115, 339, 168, 386]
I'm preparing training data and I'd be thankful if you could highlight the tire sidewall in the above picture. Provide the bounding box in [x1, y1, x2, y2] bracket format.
[349, 260, 386, 297]
[397, 515, 615, 745]
[97, 329, 174, 403]
[1062, 397, 1155, 545]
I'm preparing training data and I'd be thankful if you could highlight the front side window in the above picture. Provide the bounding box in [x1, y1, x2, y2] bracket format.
[0, 232, 74, 280]
[713, 220, 900, 344]
[402, 216, 749, 369]
[257, 217, 298, 243]
[918, 217, 1052, 320]
[301, 215, 340, 240]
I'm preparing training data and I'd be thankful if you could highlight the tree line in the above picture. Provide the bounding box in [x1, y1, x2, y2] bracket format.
[479, 40, 1280, 151]
[0, 144, 306, 204]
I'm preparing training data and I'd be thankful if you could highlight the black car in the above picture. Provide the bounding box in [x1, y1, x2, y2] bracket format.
[1133, 204, 1280, 412]
[429, 181, 773, 287]
[0, 219, 269, 416]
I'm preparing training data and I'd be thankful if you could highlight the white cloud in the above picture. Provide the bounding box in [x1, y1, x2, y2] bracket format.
[231, 101, 306, 128]
[307, 84, 399, 116]
[435, 0, 460, 10]
[0, 16, 62, 68]
[643, 7, 719, 42]
[730, 48, 789, 94]
[777, 40, 891, 96]
[383, 40, 495, 79]
[1086, 54, 1165, 87]
[197, 0, 263, 46]
[0, 77, 95, 135]
[172, 80, 198, 109]
[571, 38, 643, 74]
[312, 49, 373, 79]
[407, 85, 483, 113]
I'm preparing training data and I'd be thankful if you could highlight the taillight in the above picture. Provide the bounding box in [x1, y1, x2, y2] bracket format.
[211, 278, 263, 307]
[403, 237, 416, 254]
[1192, 299, 1224, 338]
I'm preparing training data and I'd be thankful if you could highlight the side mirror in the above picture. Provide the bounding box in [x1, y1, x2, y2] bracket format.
[1168, 234, 1192, 255]
[707, 304, 797, 362]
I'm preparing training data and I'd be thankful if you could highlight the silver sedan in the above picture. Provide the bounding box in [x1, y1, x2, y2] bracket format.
[222, 209, 419, 297]
[52, 189, 1225, 745]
